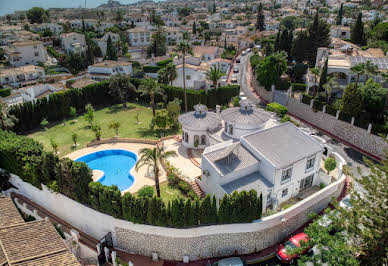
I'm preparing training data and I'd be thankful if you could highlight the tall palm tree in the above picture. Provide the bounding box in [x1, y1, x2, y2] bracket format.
[0, 101, 17, 131]
[350, 63, 366, 88]
[206, 66, 225, 89]
[310, 67, 320, 96]
[323, 76, 338, 104]
[137, 78, 164, 116]
[175, 41, 193, 113]
[135, 145, 177, 197]
[165, 62, 177, 86]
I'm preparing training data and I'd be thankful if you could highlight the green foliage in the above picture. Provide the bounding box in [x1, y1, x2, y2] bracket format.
[108, 121, 120, 137]
[69, 106, 77, 118]
[137, 185, 155, 198]
[147, 27, 167, 58]
[360, 79, 387, 115]
[40, 118, 48, 129]
[342, 83, 363, 117]
[167, 99, 181, 128]
[205, 66, 225, 89]
[324, 157, 336, 174]
[83, 103, 95, 127]
[350, 13, 365, 45]
[336, 3, 344, 25]
[105, 35, 117, 60]
[27, 7, 49, 24]
[0, 169, 11, 191]
[154, 109, 171, 130]
[266, 102, 288, 116]
[0, 87, 11, 97]
[156, 58, 173, 67]
[255, 51, 287, 90]
[143, 65, 162, 73]
[108, 74, 136, 107]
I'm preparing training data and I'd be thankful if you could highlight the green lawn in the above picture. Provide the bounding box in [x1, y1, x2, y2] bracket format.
[133, 181, 188, 204]
[28, 102, 179, 155]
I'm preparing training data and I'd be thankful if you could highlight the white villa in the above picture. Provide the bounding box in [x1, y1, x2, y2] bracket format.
[87, 60, 133, 81]
[21, 83, 64, 102]
[179, 102, 326, 211]
[60, 32, 87, 54]
[6, 40, 48, 67]
[95, 32, 120, 57]
[0, 65, 45, 86]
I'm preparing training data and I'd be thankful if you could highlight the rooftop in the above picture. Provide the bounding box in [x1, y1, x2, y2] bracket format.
[178, 104, 222, 131]
[0, 65, 44, 78]
[221, 101, 273, 125]
[192, 46, 220, 57]
[242, 122, 324, 169]
[90, 60, 132, 68]
[12, 40, 42, 47]
[222, 171, 273, 194]
[0, 196, 24, 228]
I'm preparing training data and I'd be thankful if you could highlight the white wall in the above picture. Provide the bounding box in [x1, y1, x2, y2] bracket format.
[172, 67, 207, 89]
[10, 43, 48, 67]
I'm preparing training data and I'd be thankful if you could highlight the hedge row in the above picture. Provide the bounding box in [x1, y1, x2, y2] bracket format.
[156, 58, 173, 67]
[0, 87, 11, 97]
[89, 182, 263, 228]
[9, 79, 240, 133]
[143, 65, 162, 73]
[266, 102, 288, 116]
[292, 83, 307, 92]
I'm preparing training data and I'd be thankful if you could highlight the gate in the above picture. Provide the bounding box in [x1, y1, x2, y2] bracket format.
[97, 232, 113, 265]
[273, 90, 289, 106]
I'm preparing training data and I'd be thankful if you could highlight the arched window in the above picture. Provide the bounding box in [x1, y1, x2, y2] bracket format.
[182, 130, 185, 140]
[194, 135, 199, 147]
[229, 124, 233, 135]
[225, 122, 228, 132]
[184, 132, 189, 143]
[201, 135, 206, 145]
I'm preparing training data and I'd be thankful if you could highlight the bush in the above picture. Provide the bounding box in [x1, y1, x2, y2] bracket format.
[292, 83, 307, 92]
[137, 185, 154, 198]
[156, 58, 172, 67]
[143, 65, 162, 73]
[178, 181, 191, 194]
[324, 157, 337, 174]
[66, 80, 76, 88]
[0, 87, 11, 97]
[302, 93, 313, 105]
[266, 102, 288, 116]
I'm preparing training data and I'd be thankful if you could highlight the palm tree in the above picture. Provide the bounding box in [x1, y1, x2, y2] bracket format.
[364, 60, 377, 80]
[109, 121, 121, 138]
[137, 78, 165, 116]
[323, 76, 338, 104]
[0, 101, 17, 131]
[50, 138, 58, 155]
[135, 145, 177, 197]
[165, 62, 177, 86]
[72, 132, 78, 147]
[206, 66, 225, 89]
[175, 41, 193, 113]
[350, 63, 366, 87]
[310, 67, 320, 95]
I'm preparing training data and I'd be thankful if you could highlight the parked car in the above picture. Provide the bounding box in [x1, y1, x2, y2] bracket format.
[241, 51, 247, 56]
[246, 48, 251, 53]
[211, 257, 245, 266]
[276, 233, 310, 264]
[231, 76, 238, 83]
[236, 57, 241, 63]
[233, 66, 239, 73]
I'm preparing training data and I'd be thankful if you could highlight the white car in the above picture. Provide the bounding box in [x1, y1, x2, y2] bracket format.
[211, 257, 245, 266]
[233, 66, 239, 73]
[241, 51, 247, 56]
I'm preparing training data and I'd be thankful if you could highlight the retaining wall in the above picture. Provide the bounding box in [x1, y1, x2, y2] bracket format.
[7, 172, 345, 261]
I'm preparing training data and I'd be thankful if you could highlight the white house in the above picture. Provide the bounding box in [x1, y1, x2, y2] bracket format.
[21, 83, 64, 102]
[32, 23, 63, 35]
[166, 27, 184, 45]
[0, 65, 45, 86]
[126, 27, 153, 47]
[198, 122, 324, 211]
[124, 15, 151, 27]
[95, 32, 120, 57]
[87, 60, 133, 81]
[193, 46, 222, 62]
[6, 40, 48, 67]
[172, 63, 208, 90]
[96, 21, 115, 33]
[329, 26, 351, 40]
[60, 32, 86, 54]
[218, 20, 236, 29]
[70, 19, 97, 30]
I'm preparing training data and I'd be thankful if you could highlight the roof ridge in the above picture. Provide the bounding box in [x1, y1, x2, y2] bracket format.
[9, 249, 69, 265]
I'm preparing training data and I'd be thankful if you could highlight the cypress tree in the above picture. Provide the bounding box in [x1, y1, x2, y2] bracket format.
[336, 3, 343, 25]
[212, 1, 216, 13]
[166, 201, 172, 226]
[257, 193, 263, 219]
[147, 196, 157, 225]
[256, 3, 265, 31]
[279, 29, 289, 53]
[193, 198, 200, 226]
[248, 190, 258, 221]
[192, 22, 196, 35]
[106, 35, 117, 60]
[200, 195, 212, 225]
[210, 195, 218, 224]
[291, 30, 309, 63]
[274, 30, 281, 51]
[122, 192, 135, 221]
[306, 11, 330, 66]
[218, 194, 231, 223]
[183, 199, 193, 227]
[319, 58, 328, 90]
[350, 13, 365, 45]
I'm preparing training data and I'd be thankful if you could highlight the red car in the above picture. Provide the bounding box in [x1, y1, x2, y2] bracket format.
[276, 232, 310, 264]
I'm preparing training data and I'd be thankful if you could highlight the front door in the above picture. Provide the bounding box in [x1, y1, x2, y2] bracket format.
[300, 174, 314, 192]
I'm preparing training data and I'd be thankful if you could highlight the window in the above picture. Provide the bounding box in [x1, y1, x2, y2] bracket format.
[228, 124, 233, 135]
[34, 52, 39, 57]
[184, 132, 188, 143]
[305, 157, 315, 172]
[282, 188, 288, 198]
[201, 135, 206, 145]
[186, 75, 191, 80]
[119, 67, 123, 71]
[281, 167, 292, 184]
[33, 45, 37, 49]
[300, 174, 314, 191]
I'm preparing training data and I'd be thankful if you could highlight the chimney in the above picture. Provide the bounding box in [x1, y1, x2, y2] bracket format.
[216, 105, 221, 114]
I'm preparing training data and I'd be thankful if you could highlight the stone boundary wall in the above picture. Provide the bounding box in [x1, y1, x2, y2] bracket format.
[250, 74, 273, 103]
[287, 97, 388, 159]
[6, 172, 345, 262]
[87, 136, 175, 147]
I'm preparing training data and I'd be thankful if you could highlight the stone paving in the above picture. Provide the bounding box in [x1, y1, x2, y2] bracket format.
[66, 142, 166, 194]
[162, 138, 202, 182]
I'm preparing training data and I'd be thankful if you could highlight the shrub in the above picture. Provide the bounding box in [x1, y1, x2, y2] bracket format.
[324, 157, 337, 174]
[137, 185, 154, 198]
[302, 93, 313, 105]
[319, 183, 326, 189]
[266, 102, 288, 117]
[178, 181, 191, 194]
[143, 65, 162, 73]
[0, 169, 11, 191]
[167, 172, 180, 188]
[0, 87, 11, 97]
[156, 58, 172, 67]
[292, 83, 307, 92]
[66, 80, 76, 88]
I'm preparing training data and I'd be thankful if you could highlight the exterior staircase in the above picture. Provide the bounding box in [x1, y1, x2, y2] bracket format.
[190, 181, 205, 199]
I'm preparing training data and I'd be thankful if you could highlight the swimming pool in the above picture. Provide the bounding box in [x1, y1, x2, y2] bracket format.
[75, 149, 137, 191]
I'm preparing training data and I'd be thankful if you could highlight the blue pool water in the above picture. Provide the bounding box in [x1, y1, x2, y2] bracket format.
[75, 149, 137, 191]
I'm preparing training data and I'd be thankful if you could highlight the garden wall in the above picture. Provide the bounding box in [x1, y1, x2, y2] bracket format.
[287, 97, 388, 159]
[8, 172, 345, 261]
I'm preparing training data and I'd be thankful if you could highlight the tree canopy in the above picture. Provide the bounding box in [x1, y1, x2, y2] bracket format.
[255, 51, 288, 90]
[27, 7, 49, 24]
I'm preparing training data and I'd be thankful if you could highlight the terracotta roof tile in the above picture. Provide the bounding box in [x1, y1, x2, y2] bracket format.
[0, 197, 24, 228]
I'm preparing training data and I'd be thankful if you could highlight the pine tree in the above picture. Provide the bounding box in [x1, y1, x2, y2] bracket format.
[274, 30, 281, 51]
[336, 3, 344, 25]
[212, 1, 216, 13]
[351, 13, 365, 45]
[256, 3, 265, 31]
[192, 21, 197, 35]
[291, 30, 309, 62]
[106, 35, 117, 60]
[306, 11, 331, 66]
[200, 195, 212, 225]
[319, 58, 328, 90]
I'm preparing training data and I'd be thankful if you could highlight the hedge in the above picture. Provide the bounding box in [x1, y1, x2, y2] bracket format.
[301, 94, 312, 105]
[143, 65, 162, 73]
[0, 87, 11, 97]
[292, 83, 307, 92]
[9, 80, 239, 133]
[156, 58, 173, 67]
[326, 105, 337, 116]
[266, 102, 288, 117]
[313, 100, 324, 112]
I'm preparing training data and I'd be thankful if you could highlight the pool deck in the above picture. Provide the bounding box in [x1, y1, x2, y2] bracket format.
[66, 142, 167, 194]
